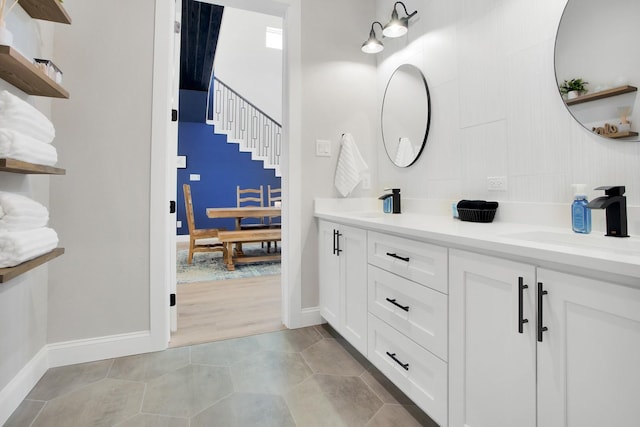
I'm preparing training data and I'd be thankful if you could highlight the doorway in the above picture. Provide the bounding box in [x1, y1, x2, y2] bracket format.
[169, 1, 285, 347]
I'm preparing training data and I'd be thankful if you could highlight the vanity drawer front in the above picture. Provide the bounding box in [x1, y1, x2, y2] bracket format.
[368, 314, 448, 427]
[368, 231, 448, 294]
[368, 265, 448, 361]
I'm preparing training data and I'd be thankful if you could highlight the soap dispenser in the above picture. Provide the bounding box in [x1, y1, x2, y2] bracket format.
[378, 188, 401, 214]
[571, 184, 591, 234]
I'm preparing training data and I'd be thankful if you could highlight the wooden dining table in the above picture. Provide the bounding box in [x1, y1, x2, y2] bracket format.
[206, 206, 281, 229]
[206, 206, 282, 270]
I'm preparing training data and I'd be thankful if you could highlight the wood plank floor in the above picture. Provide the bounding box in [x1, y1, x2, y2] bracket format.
[170, 244, 284, 348]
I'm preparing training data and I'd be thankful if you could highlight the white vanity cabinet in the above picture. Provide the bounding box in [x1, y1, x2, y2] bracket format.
[367, 232, 449, 427]
[449, 249, 536, 427]
[450, 249, 640, 427]
[318, 220, 368, 355]
[536, 268, 640, 427]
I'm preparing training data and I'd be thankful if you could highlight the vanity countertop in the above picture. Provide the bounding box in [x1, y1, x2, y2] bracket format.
[315, 207, 640, 283]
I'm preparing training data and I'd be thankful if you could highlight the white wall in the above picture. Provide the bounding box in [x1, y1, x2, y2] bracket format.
[374, 0, 640, 224]
[299, 0, 377, 308]
[0, 5, 54, 419]
[48, 0, 155, 342]
[215, 7, 283, 123]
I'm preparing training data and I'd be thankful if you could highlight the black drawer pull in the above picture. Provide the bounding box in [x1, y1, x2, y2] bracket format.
[518, 276, 529, 334]
[386, 252, 410, 262]
[386, 298, 409, 312]
[537, 282, 548, 342]
[386, 352, 409, 370]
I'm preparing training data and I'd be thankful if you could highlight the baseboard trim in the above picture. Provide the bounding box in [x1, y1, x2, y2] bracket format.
[47, 330, 156, 368]
[0, 346, 49, 426]
[176, 234, 189, 243]
[298, 306, 322, 328]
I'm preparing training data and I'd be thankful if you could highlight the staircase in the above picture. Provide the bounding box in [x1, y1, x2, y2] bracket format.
[206, 76, 282, 177]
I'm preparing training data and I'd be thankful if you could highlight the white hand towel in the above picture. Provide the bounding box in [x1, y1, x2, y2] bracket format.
[0, 191, 49, 231]
[394, 137, 416, 167]
[0, 227, 58, 268]
[0, 91, 55, 143]
[0, 128, 58, 166]
[334, 133, 369, 197]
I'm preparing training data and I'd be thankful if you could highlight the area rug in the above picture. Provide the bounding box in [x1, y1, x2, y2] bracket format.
[176, 243, 281, 283]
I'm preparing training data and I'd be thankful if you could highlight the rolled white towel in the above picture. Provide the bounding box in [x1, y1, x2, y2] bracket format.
[0, 129, 58, 166]
[0, 227, 58, 268]
[0, 191, 49, 231]
[334, 133, 369, 197]
[0, 91, 55, 143]
[394, 137, 416, 167]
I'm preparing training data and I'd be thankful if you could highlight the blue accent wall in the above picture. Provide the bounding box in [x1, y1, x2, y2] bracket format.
[177, 90, 281, 235]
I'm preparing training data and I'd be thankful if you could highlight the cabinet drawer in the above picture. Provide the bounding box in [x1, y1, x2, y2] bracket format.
[368, 265, 448, 361]
[368, 314, 448, 427]
[368, 231, 448, 294]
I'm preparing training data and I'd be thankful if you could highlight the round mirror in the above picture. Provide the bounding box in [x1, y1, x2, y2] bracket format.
[555, 0, 640, 141]
[381, 64, 431, 167]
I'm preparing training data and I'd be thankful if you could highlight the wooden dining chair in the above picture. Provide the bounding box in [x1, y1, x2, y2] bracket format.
[183, 184, 225, 264]
[236, 185, 268, 230]
[267, 185, 282, 251]
[237, 185, 269, 252]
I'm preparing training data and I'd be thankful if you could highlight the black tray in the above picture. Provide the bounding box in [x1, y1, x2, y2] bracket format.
[458, 208, 497, 223]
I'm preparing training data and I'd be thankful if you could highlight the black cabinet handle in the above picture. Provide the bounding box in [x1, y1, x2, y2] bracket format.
[537, 282, 548, 342]
[332, 229, 337, 255]
[386, 352, 409, 370]
[518, 277, 529, 334]
[386, 252, 410, 262]
[336, 231, 343, 255]
[386, 298, 409, 312]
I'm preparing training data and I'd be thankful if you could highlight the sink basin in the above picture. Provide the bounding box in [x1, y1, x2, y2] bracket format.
[501, 231, 640, 255]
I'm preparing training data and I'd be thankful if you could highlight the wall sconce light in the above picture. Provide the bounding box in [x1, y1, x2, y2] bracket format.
[362, 2, 418, 54]
[361, 21, 384, 54]
[383, 1, 418, 38]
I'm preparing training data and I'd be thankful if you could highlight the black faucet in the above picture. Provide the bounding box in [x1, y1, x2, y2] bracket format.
[587, 186, 629, 237]
[378, 188, 401, 214]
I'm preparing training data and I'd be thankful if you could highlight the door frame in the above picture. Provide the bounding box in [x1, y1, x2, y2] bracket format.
[149, 0, 305, 349]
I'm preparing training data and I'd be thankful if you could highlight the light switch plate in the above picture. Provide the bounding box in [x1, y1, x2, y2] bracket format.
[316, 139, 331, 157]
[190, 174, 200, 181]
[176, 221, 182, 228]
[176, 156, 186, 168]
[361, 172, 371, 190]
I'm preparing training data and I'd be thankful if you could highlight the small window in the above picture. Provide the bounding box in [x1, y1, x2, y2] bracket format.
[266, 27, 283, 50]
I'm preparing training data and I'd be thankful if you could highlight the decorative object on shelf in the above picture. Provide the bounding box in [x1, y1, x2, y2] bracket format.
[361, 1, 418, 54]
[559, 78, 588, 99]
[0, 0, 18, 46]
[34, 58, 62, 84]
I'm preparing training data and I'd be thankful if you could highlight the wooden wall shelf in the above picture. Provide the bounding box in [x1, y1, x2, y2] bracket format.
[604, 131, 639, 140]
[0, 158, 65, 174]
[0, 45, 69, 98]
[19, 0, 71, 24]
[566, 85, 638, 106]
[0, 247, 64, 283]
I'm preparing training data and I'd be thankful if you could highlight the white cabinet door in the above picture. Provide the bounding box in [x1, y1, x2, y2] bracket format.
[318, 220, 340, 327]
[449, 249, 536, 427]
[537, 269, 640, 427]
[340, 224, 368, 355]
[318, 220, 368, 355]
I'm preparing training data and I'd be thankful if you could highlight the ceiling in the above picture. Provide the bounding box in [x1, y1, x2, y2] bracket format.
[180, 0, 224, 91]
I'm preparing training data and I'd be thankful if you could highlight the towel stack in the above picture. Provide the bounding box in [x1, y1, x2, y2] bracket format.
[0, 90, 58, 166]
[0, 192, 58, 268]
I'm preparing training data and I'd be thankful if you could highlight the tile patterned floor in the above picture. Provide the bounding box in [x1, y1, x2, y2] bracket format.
[5, 325, 438, 427]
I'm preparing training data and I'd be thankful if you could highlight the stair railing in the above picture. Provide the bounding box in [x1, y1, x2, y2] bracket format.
[207, 76, 281, 173]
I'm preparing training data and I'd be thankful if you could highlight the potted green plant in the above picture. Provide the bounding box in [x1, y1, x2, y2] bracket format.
[559, 78, 588, 100]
